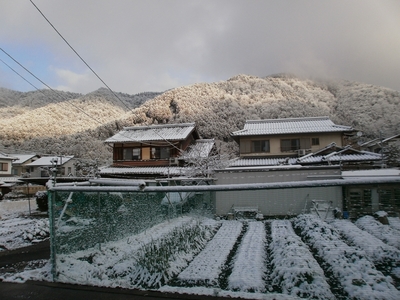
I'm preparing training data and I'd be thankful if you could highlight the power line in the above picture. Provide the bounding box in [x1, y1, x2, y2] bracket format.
[0, 47, 103, 126]
[0, 57, 42, 92]
[5, 1, 186, 156]
[1, 47, 181, 152]
[29, 0, 132, 112]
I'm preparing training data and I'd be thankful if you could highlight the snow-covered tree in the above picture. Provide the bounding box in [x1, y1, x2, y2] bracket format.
[385, 144, 400, 167]
[182, 141, 229, 178]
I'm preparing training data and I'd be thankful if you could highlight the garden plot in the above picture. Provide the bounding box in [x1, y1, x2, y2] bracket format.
[388, 217, 400, 231]
[177, 220, 243, 286]
[0, 217, 49, 251]
[330, 219, 400, 266]
[355, 215, 400, 249]
[293, 214, 400, 300]
[270, 220, 335, 300]
[55, 216, 218, 289]
[4, 213, 400, 299]
[228, 221, 266, 293]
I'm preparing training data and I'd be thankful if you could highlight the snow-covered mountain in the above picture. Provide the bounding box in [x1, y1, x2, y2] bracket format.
[1, 74, 399, 163]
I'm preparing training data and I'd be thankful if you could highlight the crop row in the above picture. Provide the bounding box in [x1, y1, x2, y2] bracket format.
[54, 214, 400, 299]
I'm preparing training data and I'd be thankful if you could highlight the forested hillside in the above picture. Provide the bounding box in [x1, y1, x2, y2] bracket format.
[1, 74, 399, 165]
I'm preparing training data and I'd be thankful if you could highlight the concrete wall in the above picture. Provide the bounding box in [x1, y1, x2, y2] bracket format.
[215, 166, 341, 184]
[215, 186, 342, 217]
[214, 166, 343, 216]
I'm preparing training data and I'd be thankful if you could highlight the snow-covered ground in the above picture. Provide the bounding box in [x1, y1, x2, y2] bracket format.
[1, 199, 400, 300]
[269, 220, 335, 299]
[0, 199, 49, 251]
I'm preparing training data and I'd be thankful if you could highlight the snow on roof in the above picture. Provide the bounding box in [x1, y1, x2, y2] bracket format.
[359, 138, 380, 147]
[8, 154, 37, 164]
[231, 116, 353, 137]
[182, 139, 215, 159]
[298, 153, 382, 164]
[229, 152, 381, 168]
[105, 123, 197, 143]
[342, 168, 400, 177]
[383, 134, 400, 143]
[228, 158, 298, 167]
[0, 176, 23, 183]
[26, 156, 74, 167]
[0, 152, 18, 160]
[99, 166, 189, 176]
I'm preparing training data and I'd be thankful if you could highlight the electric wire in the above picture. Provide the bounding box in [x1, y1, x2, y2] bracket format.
[2, 2, 190, 160]
[1, 48, 183, 155]
[29, 0, 132, 112]
[0, 57, 42, 92]
[0, 47, 103, 126]
[28, 0, 182, 153]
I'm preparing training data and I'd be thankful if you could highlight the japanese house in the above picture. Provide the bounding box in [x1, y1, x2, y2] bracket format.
[230, 116, 355, 158]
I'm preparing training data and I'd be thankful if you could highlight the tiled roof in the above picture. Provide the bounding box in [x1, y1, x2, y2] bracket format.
[0, 152, 17, 160]
[298, 153, 382, 164]
[182, 139, 215, 159]
[231, 116, 353, 137]
[8, 154, 37, 164]
[383, 134, 400, 143]
[26, 156, 74, 167]
[229, 158, 298, 167]
[228, 152, 381, 167]
[105, 123, 196, 143]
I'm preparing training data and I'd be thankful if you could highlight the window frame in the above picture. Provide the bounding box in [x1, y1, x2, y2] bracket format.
[251, 140, 270, 153]
[0, 163, 8, 171]
[280, 138, 300, 152]
[312, 137, 320, 146]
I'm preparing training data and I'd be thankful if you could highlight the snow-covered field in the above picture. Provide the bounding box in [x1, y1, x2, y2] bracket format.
[1, 199, 400, 300]
[0, 199, 49, 251]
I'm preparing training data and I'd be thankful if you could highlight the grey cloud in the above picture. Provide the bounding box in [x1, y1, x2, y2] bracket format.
[0, 0, 399, 94]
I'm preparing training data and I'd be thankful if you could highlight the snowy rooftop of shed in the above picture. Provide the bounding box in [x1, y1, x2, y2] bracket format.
[229, 152, 381, 167]
[231, 116, 353, 137]
[105, 123, 197, 143]
[182, 139, 215, 159]
[342, 169, 400, 177]
[26, 156, 74, 167]
[8, 154, 37, 164]
[100, 166, 188, 176]
[0, 152, 17, 161]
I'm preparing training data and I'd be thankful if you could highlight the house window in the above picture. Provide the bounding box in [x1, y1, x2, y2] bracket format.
[281, 139, 300, 152]
[59, 167, 66, 176]
[312, 138, 320, 146]
[0, 163, 8, 171]
[151, 147, 171, 159]
[251, 140, 270, 153]
[123, 148, 141, 160]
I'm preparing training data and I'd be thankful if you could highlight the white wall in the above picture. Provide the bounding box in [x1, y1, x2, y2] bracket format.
[214, 166, 343, 216]
[215, 186, 342, 216]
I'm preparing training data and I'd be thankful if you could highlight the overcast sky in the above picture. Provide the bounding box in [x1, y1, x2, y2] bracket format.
[1, 0, 399, 95]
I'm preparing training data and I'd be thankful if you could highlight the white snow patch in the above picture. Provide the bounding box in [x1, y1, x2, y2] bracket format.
[228, 221, 267, 292]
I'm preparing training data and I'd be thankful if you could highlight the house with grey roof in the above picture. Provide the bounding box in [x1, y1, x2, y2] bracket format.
[0, 152, 18, 196]
[228, 117, 384, 169]
[0, 152, 16, 177]
[102, 123, 217, 178]
[25, 155, 76, 178]
[9, 153, 39, 176]
[231, 116, 355, 159]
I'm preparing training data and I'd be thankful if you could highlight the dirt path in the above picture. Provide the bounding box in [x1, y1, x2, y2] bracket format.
[0, 240, 50, 271]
